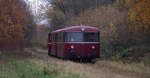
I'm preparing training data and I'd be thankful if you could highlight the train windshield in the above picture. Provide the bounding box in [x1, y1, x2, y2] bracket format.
[66, 32, 83, 42]
[84, 32, 99, 42]
[66, 32, 99, 42]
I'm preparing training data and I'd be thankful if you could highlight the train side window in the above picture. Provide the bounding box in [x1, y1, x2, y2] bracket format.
[55, 34, 58, 42]
[59, 33, 61, 42]
[54, 34, 55, 42]
[49, 34, 52, 41]
[58, 33, 61, 42]
[62, 32, 64, 42]
[51, 34, 53, 42]
[52, 35, 54, 42]
[64, 32, 67, 42]
[52, 34, 54, 42]
[57, 33, 60, 42]
[60, 32, 63, 42]
[53, 34, 54, 42]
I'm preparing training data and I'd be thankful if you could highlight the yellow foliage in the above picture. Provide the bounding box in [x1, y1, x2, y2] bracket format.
[125, 0, 136, 8]
[109, 22, 117, 33]
[130, 0, 150, 35]
[0, 0, 31, 48]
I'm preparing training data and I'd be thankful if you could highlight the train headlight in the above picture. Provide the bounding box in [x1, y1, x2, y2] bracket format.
[81, 28, 85, 31]
[71, 45, 74, 49]
[92, 46, 95, 49]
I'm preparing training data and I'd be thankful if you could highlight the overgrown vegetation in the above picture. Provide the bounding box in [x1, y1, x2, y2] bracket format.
[31, 25, 50, 49]
[0, 55, 81, 78]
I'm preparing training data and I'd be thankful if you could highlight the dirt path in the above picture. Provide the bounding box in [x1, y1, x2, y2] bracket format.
[25, 48, 150, 78]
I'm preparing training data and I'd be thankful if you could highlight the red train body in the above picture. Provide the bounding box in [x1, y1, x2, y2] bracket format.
[48, 26, 100, 60]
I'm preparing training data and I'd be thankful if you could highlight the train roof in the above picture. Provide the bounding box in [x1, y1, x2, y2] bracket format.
[52, 25, 100, 33]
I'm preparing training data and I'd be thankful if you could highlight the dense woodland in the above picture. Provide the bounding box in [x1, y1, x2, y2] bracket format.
[46, 0, 150, 63]
[0, 0, 36, 49]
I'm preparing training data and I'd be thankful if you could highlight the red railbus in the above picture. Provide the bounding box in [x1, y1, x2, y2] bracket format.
[48, 26, 100, 60]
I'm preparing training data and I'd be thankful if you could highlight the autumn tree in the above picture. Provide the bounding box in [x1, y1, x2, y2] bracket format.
[125, 0, 138, 8]
[130, 0, 150, 44]
[130, 0, 150, 34]
[0, 0, 36, 49]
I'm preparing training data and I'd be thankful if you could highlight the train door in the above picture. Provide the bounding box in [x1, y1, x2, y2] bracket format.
[56, 32, 65, 58]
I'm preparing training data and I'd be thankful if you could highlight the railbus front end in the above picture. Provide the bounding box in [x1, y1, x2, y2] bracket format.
[64, 32, 100, 60]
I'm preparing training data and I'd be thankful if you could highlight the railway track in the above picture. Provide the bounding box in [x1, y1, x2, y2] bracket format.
[25, 48, 150, 78]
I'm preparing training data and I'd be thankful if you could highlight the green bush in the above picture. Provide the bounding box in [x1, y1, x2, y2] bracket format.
[120, 46, 150, 62]
[144, 53, 150, 66]
[101, 45, 150, 63]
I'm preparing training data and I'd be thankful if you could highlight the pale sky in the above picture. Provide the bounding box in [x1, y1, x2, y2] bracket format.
[25, 0, 51, 25]
[26, 0, 44, 1]
[25, 0, 50, 14]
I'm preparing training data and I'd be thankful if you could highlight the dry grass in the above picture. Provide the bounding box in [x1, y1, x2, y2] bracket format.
[6, 48, 150, 78]
[51, 59, 150, 78]
[95, 61, 150, 78]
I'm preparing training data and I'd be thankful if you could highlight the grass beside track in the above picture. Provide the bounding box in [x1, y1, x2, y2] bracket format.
[0, 55, 81, 78]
